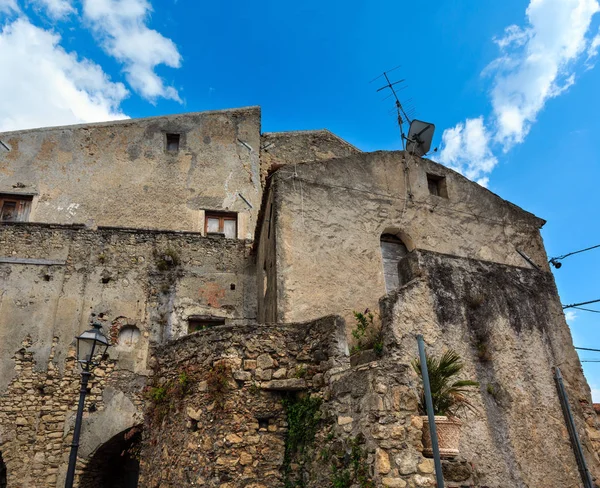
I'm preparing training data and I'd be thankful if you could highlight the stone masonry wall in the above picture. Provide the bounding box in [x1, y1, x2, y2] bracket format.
[379, 249, 600, 488]
[138, 316, 348, 487]
[0, 222, 255, 487]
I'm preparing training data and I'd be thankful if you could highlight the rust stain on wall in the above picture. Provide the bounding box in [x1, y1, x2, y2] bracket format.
[199, 282, 226, 308]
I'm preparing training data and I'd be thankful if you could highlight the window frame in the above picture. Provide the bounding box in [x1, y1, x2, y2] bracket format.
[188, 316, 226, 334]
[0, 194, 33, 222]
[204, 212, 237, 238]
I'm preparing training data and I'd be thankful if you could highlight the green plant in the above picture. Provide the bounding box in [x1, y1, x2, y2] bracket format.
[282, 395, 322, 487]
[331, 465, 351, 488]
[412, 349, 479, 418]
[156, 248, 180, 271]
[350, 309, 384, 356]
[207, 361, 231, 410]
[329, 437, 373, 488]
[149, 386, 167, 403]
[294, 365, 307, 378]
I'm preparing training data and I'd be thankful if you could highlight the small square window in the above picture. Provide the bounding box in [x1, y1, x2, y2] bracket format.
[205, 212, 237, 239]
[166, 133, 180, 152]
[0, 194, 32, 222]
[426, 173, 448, 199]
[188, 316, 225, 334]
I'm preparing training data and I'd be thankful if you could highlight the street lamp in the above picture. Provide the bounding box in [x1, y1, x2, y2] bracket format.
[64, 322, 110, 488]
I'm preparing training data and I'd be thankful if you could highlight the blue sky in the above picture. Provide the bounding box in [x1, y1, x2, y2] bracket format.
[1, 0, 599, 398]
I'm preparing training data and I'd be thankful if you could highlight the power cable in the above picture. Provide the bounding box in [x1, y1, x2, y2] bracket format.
[572, 306, 600, 314]
[549, 243, 600, 269]
[575, 347, 600, 353]
[563, 299, 600, 310]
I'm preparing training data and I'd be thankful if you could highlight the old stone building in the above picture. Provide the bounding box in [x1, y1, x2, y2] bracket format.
[0, 106, 598, 487]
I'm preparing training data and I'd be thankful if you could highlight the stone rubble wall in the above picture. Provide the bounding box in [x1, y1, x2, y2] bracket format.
[379, 249, 600, 488]
[0, 336, 137, 488]
[0, 222, 256, 487]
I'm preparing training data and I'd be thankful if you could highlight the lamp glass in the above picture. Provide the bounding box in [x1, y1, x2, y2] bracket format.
[76, 324, 110, 370]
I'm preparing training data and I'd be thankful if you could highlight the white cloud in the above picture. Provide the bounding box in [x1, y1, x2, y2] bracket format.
[592, 388, 600, 402]
[439, 0, 600, 183]
[0, 18, 128, 131]
[438, 117, 498, 184]
[587, 29, 600, 64]
[82, 0, 182, 102]
[30, 0, 75, 19]
[0, 0, 18, 13]
[565, 310, 578, 324]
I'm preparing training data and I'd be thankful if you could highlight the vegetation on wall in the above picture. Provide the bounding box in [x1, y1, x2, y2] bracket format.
[329, 436, 373, 488]
[206, 361, 231, 410]
[350, 310, 383, 356]
[282, 394, 322, 488]
[147, 369, 192, 423]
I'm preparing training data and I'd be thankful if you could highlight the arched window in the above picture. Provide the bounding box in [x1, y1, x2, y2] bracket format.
[380, 234, 408, 293]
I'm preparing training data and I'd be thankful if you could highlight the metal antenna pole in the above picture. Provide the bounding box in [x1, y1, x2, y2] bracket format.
[417, 335, 445, 488]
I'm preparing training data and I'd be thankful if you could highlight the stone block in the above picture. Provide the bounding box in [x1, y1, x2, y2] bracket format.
[262, 379, 307, 391]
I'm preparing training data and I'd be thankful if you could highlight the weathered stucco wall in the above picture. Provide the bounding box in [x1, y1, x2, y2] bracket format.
[0, 107, 262, 237]
[0, 222, 255, 487]
[260, 129, 360, 183]
[269, 151, 548, 326]
[379, 249, 600, 487]
[255, 180, 278, 323]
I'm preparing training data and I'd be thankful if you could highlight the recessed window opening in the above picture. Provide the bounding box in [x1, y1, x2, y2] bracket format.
[0, 194, 33, 222]
[188, 316, 225, 334]
[166, 133, 180, 152]
[205, 212, 237, 239]
[427, 173, 448, 198]
[380, 234, 408, 293]
[117, 325, 140, 348]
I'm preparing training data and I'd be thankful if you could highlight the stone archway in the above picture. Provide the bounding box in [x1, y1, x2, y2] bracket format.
[0, 451, 6, 488]
[79, 426, 142, 488]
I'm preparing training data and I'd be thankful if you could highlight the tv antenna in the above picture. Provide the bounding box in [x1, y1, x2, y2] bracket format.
[373, 67, 436, 157]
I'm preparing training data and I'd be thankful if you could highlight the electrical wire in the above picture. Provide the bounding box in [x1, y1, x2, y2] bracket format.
[575, 347, 600, 353]
[572, 306, 600, 314]
[581, 360, 600, 363]
[550, 243, 600, 262]
[563, 299, 600, 310]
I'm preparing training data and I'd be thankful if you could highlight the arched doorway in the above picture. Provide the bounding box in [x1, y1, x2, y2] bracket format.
[79, 426, 142, 488]
[0, 451, 6, 488]
[380, 233, 408, 292]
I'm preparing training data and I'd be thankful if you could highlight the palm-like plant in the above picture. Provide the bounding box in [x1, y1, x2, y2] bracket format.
[412, 350, 479, 418]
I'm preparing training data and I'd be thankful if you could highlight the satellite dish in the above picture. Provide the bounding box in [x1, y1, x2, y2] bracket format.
[406, 120, 435, 157]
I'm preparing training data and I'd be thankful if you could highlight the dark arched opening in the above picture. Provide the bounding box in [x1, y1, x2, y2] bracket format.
[380, 234, 408, 293]
[0, 451, 6, 488]
[79, 426, 142, 488]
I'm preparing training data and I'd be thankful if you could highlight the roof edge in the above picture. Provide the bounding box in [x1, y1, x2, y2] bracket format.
[0, 106, 261, 136]
[262, 128, 362, 153]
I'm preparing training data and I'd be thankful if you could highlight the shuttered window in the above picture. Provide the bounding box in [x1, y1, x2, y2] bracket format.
[380, 234, 408, 293]
[0, 194, 32, 222]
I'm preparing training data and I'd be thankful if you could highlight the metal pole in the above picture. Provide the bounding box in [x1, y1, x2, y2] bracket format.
[64, 370, 91, 488]
[417, 335, 444, 488]
[554, 367, 594, 488]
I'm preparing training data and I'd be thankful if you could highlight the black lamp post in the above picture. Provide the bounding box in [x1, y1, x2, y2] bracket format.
[64, 322, 110, 488]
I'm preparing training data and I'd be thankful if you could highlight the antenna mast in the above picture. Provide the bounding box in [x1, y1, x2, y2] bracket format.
[375, 67, 413, 148]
